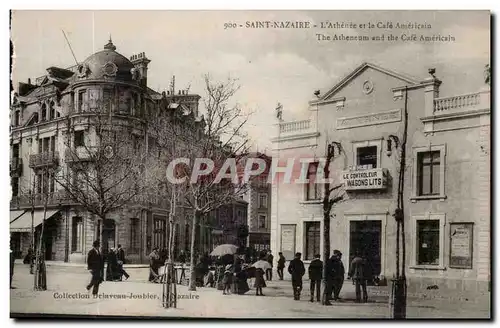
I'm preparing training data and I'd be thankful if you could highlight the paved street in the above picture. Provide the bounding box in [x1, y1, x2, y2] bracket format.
[10, 264, 490, 319]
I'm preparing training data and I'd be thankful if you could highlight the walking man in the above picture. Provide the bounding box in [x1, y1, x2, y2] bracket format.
[86, 240, 104, 296]
[332, 250, 345, 301]
[348, 251, 368, 303]
[266, 250, 274, 281]
[308, 254, 322, 302]
[277, 252, 286, 280]
[116, 244, 130, 281]
[288, 252, 305, 300]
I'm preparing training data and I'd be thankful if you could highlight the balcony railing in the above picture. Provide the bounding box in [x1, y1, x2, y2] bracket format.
[279, 119, 311, 133]
[29, 151, 59, 168]
[434, 92, 481, 113]
[65, 147, 97, 163]
[10, 190, 72, 209]
[10, 158, 23, 177]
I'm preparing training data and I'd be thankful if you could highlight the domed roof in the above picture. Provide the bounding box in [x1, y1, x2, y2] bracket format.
[75, 38, 136, 83]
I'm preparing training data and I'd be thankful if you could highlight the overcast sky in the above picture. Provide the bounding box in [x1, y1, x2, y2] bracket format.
[10, 10, 490, 151]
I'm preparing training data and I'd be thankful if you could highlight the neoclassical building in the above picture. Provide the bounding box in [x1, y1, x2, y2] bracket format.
[9, 39, 202, 263]
[271, 62, 490, 298]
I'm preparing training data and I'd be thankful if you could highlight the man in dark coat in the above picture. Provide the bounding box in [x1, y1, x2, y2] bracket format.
[266, 251, 274, 281]
[10, 247, 15, 289]
[308, 254, 322, 302]
[277, 252, 286, 280]
[116, 244, 130, 281]
[331, 250, 345, 301]
[348, 251, 368, 303]
[323, 253, 335, 305]
[288, 252, 305, 300]
[86, 240, 104, 296]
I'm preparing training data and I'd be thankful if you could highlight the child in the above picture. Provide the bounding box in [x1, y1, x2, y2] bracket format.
[222, 264, 233, 295]
[254, 267, 266, 296]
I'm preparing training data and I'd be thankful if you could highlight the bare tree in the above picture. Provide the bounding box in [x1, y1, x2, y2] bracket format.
[167, 75, 251, 291]
[320, 141, 345, 305]
[54, 106, 147, 252]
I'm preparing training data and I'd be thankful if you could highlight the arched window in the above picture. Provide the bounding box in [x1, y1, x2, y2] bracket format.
[41, 104, 47, 122]
[49, 101, 55, 120]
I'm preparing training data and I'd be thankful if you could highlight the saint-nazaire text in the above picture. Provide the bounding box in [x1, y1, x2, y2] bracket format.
[245, 21, 311, 28]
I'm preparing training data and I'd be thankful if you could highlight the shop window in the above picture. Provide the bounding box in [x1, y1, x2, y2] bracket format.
[417, 151, 441, 196]
[356, 146, 377, 169]
[71, 217, 83, 252]
[416, 220, 440, 265]
[258, 214, 267, 229]
[305, 221, 320, 260]
[305, 162, 320, 200]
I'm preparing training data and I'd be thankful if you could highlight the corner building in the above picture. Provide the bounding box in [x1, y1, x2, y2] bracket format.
[271, 62, 490, 298]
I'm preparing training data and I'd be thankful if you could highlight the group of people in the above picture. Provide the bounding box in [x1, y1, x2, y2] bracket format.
[288, 250, 372, 304]
[86, 240, 130, 296]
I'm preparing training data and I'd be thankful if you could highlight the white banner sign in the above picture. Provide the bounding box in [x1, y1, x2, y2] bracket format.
[341, 168, 387, 190]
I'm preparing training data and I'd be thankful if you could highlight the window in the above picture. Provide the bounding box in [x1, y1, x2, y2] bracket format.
[77, 90, 85, 112]
[14, 111, 20, 126]
[258, 214, 267, 229]
[74, 131, 85, 147]
[49, 173, 55, 192]
[417, 151, 440, 196]
[11, 177, 19, 197]
[103, 89, 113, 112]
[356, 146, 377, 169]
[153, 216, 166, 249]
[41, 104, 47, 122]
[306, 162, 320, 200]
[305, 221, 320, 260]
[71, 217, 83, 252]
[130, 218, 140, 253]
[49, 102, 55, 120]
[258, 193, 268, 208]
[416, 220, 440, 265]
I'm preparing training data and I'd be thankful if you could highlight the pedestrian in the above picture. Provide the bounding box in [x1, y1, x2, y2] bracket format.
[332, 250, 345, 301]
[252, 253, 271, 296]
[116, 244, 130, 281]
[288, 252, 305, 300]
[106, 247, 119, 281]
[308, 254, 322, 303]
[265, 250, 274, 281]
[277, 252, 286, 280]
[323, 253, 335, 305]
[222, 264, 233, 295]
[348, 250, 368, 303]
[86, 240, 104, 296]
[10, 246, 15, 289]
[148, 247, 160, 282]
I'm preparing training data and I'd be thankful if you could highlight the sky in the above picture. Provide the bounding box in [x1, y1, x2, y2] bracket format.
[10, 10, 490, 152]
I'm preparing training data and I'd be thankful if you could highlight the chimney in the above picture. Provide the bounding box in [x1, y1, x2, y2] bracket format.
[130, 52, 151, 88]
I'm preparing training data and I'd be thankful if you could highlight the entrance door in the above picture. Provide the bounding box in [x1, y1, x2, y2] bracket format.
[102, 219, 116, 255]
[349, 220, 382, 283]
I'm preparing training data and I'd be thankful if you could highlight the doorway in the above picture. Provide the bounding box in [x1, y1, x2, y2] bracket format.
[102, 219, 116, 255]
[349, 220, 382, 284]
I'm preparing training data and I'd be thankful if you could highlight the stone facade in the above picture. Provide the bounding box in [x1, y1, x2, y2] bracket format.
[271, 62, 490, 298]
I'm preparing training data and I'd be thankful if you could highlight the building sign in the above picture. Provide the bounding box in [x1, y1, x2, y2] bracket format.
[336, 109, 401, 130]
[341, 168, 388, 190]
[280, 224, 296, 260]
[449, 223, 473, 269]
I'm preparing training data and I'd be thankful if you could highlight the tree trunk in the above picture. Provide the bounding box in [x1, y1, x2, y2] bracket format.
[321, 208, 331, 305]
[34, 190, 49, 291]
[188, 210, 199, 291]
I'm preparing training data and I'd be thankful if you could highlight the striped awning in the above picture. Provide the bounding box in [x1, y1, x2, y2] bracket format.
[10, 209, 60, 233]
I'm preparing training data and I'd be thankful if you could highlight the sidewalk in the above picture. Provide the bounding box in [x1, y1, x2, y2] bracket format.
[10, 264, 490, 318]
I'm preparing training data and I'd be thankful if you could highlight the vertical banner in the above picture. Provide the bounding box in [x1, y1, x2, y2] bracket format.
[280, 224, 296, 261]
[449, 223, 473, 269]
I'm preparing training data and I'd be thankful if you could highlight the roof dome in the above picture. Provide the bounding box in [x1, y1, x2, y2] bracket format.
[75, 38, 136, 83]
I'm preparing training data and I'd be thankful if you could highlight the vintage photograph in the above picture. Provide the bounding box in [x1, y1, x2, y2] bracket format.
[9, 10, 490, 319]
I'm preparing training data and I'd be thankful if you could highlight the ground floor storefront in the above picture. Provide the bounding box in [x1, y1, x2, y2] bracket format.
[271, 208, 490, 298]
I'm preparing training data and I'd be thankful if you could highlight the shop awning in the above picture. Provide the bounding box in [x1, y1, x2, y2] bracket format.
[10, 210, 26, 223]
[10, 209, 60, 232]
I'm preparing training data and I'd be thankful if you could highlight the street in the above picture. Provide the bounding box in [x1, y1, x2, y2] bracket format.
[10, 263, 490, 319]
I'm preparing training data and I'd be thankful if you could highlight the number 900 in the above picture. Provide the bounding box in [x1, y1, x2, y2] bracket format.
[224, 22, 238, 29]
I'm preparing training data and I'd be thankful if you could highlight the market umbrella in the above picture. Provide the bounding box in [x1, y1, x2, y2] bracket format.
[210, 244, 239, 257]
[251, 260, 271, 271]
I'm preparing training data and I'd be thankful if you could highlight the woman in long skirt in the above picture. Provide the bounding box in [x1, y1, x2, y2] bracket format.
[254, 268, 266, 296]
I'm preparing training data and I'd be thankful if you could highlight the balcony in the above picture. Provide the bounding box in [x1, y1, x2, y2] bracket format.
[65, 147, 97, 163]
[10, 158, 23, 177]
[279, 119, 311, 133]
[341, 168, 389, 191]
[10, 190, 72, 209]
[29, 152, 59, 168]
